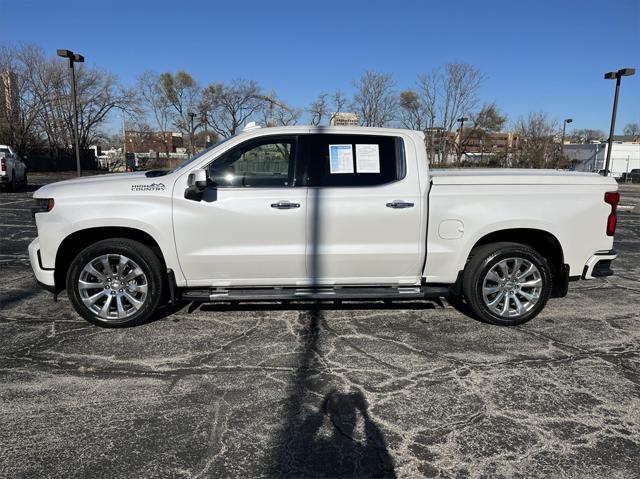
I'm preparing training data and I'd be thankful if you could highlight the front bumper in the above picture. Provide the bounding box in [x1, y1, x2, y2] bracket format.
[582, 250, 617, 279]
[29, 238, 55, 287]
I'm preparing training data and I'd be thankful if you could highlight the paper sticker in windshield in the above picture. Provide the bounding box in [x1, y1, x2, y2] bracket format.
[329, 144, 354, 174]
[355, 144, 380, 173]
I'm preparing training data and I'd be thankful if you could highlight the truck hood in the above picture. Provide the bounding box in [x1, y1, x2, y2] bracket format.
[430, 169, 618, 186]
[33, 172, 171, 198]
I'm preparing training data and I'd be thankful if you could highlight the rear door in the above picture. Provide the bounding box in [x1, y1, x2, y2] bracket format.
[304, 133, 424, 285]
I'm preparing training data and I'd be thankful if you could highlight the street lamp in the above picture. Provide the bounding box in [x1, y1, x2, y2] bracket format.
[187, 112, 197, 154]
[57, 49, 84, 177]
[603, 67, 635, 176]
[560, 118, 573, 160]
[456, 117, 468, 162]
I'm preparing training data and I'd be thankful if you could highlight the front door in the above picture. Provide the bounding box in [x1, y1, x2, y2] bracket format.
[173, 136, 307, 287]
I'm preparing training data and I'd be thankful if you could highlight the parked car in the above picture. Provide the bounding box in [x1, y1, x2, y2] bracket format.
[29, 125, 619, 327]
[620, 169, 640, 183]
[0, 145, 27, 191]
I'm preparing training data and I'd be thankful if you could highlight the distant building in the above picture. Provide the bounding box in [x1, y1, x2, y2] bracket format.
[459, 130, 520, 154]
[563, 142, 640, 177]
[424, 128, 519, 159]
[612, 134, 640, 144]
[124, 130, 184, 154]
[329, 112, 359, 126]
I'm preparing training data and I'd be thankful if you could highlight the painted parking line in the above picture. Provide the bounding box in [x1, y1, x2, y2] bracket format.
[0, 199, 34, 206]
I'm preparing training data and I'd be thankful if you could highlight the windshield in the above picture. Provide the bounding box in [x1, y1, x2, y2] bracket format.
[171, 135, 237, 173]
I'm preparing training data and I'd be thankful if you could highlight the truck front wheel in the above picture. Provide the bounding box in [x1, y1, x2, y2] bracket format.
[66, 238, 165, 327]
[462, 242, 552, 326]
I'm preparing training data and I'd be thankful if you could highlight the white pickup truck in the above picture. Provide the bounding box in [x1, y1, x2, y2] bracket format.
[30, 125, 619, 327]
[0, 145, 27, 191]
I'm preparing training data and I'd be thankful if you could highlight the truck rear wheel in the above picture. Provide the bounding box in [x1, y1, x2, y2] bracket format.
[462, 242, 552, 326]
[66, 238, 165, 327]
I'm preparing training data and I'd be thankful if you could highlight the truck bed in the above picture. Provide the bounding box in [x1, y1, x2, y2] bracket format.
[430, 169, 607, 185]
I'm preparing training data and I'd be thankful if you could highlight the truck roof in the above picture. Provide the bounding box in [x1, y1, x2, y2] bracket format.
[237, 125, 426, 139]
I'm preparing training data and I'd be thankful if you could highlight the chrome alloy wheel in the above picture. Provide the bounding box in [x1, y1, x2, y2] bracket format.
[78, 254, 148, 320]
[482, 257, 542, 318]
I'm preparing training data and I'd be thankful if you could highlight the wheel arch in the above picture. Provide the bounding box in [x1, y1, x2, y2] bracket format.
[54, 226, 167, 293]
[462, 228, 567, 298]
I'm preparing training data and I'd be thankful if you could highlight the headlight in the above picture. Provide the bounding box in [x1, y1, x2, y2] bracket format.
[32, 198, 54, 217]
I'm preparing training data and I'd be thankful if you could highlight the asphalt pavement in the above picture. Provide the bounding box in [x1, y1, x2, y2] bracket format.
[1, 174, 639, 478]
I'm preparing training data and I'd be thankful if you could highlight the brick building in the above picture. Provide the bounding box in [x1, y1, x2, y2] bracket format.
[125, 131, 184, 154]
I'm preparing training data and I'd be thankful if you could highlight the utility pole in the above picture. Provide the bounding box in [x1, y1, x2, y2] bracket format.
[456, 117, 468, 163]
[57, 49, 84, 176]
[121, 110, 126, 155]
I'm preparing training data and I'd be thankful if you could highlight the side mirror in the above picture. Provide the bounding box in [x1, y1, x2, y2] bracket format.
[185, 169, 208, 201]
[187, 169, 208, 190]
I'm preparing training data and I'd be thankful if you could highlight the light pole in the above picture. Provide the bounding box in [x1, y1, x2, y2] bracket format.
[603, 68, 635, 176]
[456, 117, 468, 162]
[560, 118, 573, 160]
[187, 112, 197, 155]
[201, 111, 208, 149]
[57, 49, 84, 176]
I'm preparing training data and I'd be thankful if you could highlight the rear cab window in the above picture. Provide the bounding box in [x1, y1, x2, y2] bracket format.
[305, 134, 405, 187]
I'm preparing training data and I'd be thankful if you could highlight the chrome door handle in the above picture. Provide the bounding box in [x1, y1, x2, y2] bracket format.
[386, 200, 414, 209]
[271, 201, 301, 209]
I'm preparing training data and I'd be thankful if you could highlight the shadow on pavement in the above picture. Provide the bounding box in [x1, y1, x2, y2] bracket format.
[267, 307, 397, 478]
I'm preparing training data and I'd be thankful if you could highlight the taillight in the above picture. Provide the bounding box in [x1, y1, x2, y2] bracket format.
[1, 158, 5, 172]
[604, 191, 620, 236]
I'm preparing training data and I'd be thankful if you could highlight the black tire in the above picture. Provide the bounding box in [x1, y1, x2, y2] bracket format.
[462, 242, 552, 326]
[66, 238, 165, 327]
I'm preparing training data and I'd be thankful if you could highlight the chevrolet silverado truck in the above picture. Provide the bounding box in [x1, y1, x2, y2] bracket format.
[29, 125, 619, 327]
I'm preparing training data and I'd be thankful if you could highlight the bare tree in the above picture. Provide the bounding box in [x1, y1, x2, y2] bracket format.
[201, 79, 264, 137]
[399, 89, 427, 130]
[1, 44, 133, 155]
[0, 45, 43, 154]
[623, 122, 640, 138]
[137, 71, 173, 158]
[158, 71, 201, 153]
[471, 103, 506, 132]
[416, 63, 485, 164]
[352, 71, 397, 127]
[332, 90, 347, 113]
[73, 67, 137, 150]
[569, 128, 606, 143]
[452, 103, 508, 161]
[512, 112, 559, 168]
[308, 93, 328, 126]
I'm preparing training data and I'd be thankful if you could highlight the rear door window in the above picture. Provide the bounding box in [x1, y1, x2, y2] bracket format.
[306, 134, 404, 187]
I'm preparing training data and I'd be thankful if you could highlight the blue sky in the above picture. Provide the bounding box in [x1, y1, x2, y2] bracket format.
[2, 0, 639, 134]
